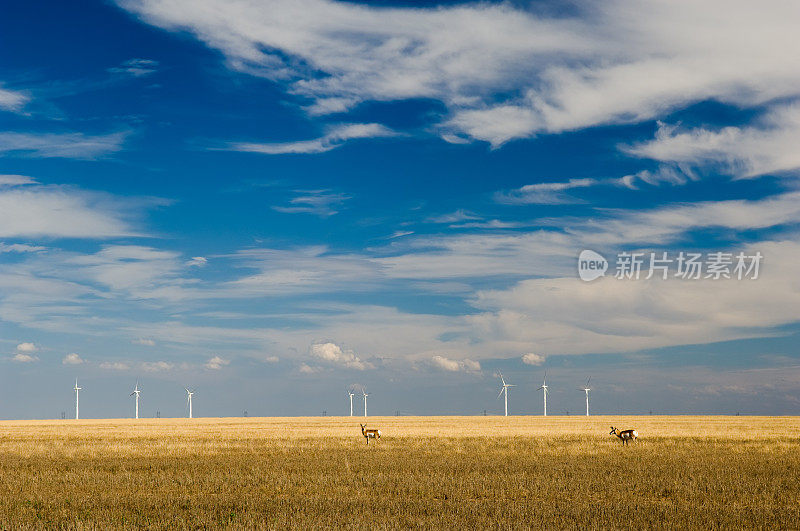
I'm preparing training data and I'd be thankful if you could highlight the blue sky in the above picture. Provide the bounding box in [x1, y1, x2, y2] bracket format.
[1, 0, 800, 418]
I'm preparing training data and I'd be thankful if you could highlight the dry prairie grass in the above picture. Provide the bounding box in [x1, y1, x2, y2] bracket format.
[0, 416, 798, 529]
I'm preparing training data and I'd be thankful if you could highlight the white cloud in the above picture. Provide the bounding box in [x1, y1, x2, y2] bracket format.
[272, 190, 350, 217]
[225, 246, 379, 295]
[431, 355, 481, 373]
[132, 338, 156, 346]
[107, 58, 159, 77]
[427, 210, 481, 224]
[522, 353, 545, 366]
[310, 341, 371, 370]
[298, 363, 323, 374]
[16, 342, 37, 352]
[204, 355, 229, 370]
[431, 355, 459, 371]
[462, 359, 481, 372]
[100, 361, 130, 370]
[0, 243, 46, 253]
[229, 123, 396, 155]
[625, 105, 800, 179]
[265, 355, 279, 363]
[0, 131, 127, 159]
[495, 178, 599, 205]
[468, 240, 800, 356]
[62, 353, 84, 365]
[0, 86, 30, 112]
[585, 191, 800, 246]
[142, 360, 173, 372]
[186, 256, 207, 267]
[0, 174, 36, 186]
[118, 0, 800, 146]
[0, 186, 140, 239]
[12, 353, 38, 363]
[68, 245, 187, 297]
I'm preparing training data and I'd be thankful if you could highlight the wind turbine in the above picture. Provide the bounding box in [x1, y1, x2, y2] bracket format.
[537, 372, 549, 416]
[73, 379, 81, 420]
[362, 388, 369, 417]
[497, 372, 515, 416]
[185, 388, 194, 419]
[130, 381, 141, 419]
[347, 389, 355, 416]
[580, 377, 591, 416]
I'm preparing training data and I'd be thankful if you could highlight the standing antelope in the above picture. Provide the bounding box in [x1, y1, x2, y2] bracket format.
[610, 426, 638, 446]
[360, 424, 381, 445]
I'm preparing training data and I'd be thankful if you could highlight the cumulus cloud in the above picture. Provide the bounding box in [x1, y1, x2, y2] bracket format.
[118, 0, 800, 146]
[265, 355, 279, 363]
[142, 360, 173, 372]
[16, 342, 37, 352]
[100, 361, 130, 370]
[132, 338, 156, 346]
[12, 353, 38, 363]
[62, 353, 84, 365]
[521, 353, 545, 366]
[431, 355, 481, 373]
[228, 123, 396, 155]
[298, 363, 323, 374]
[204, 355, 229, 370]
[310, 341, 371, 370]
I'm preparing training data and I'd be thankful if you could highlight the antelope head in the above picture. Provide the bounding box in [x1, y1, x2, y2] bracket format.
[609, 426, 617, 435]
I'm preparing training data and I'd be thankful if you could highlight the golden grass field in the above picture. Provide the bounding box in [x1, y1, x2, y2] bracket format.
[1, 416, 799, 528]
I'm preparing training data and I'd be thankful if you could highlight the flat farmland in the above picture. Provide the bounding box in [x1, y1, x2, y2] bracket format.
[0, 416, 798, 528]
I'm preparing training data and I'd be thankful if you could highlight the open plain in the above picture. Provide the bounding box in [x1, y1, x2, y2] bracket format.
[0, 416, 798, 528]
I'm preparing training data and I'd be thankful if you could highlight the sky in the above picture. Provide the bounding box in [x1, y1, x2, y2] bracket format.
[1, 0, 800, 418]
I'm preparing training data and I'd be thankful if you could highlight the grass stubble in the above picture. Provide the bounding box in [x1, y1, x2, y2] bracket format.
[0, 416, 798, 529]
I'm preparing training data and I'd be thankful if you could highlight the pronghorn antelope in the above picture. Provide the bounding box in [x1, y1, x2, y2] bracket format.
[360, 424, 381, 444]
[610, 426, 638, 446]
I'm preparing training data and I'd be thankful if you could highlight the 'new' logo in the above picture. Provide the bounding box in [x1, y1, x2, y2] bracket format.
[578, 250, 608, 281]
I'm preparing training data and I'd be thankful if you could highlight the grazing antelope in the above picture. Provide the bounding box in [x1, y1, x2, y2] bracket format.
[360, 424, 381, 445]
[610, 426, 638, 446]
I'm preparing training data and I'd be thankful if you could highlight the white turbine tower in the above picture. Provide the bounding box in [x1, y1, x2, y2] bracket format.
[347, 390, 355, 416]
[185, 388, 194, 419]
[580, 377, 592, 416]
[362, 388, 369, 417]
[73, 379, 81, 420]
[497, 372, 515, 416]
[130, 381, 141, 419]
[537, 372, 549, 416]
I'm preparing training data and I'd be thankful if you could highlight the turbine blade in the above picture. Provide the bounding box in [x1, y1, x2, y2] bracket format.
[497, 388, 504, 399]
